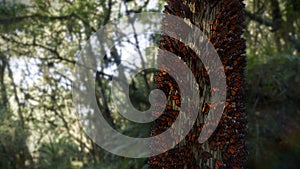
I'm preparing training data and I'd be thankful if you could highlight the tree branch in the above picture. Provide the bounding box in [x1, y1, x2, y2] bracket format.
[1, 35, 76, 64]
[245, 10, 273, 27]
[0, 13, 75, 25]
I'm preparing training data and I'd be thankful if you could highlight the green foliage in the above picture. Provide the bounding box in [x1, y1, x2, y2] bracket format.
[0, 2, 28, 33]
[246, 55, 300, 168]
[36, 138, 78, 169]
[0, 111, 31, 169]
[0, 0, 158, 168]
[247, 55, 300, 104]
[0, 2, 27, 18]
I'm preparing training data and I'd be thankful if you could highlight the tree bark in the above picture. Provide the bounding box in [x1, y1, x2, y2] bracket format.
[0, 52, 8, 110]
[150, 0, 247, 168]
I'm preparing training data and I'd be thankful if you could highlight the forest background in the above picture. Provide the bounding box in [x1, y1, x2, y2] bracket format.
[0, 0, 299, 168]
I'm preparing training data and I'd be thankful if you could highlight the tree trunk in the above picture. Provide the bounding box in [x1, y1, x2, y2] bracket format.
[150, 0, 247, 168]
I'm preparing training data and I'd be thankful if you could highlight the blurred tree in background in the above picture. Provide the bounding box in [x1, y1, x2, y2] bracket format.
[0, 0, 299, 169]
[0, 0, 157, 168]
[244, 0, 300, 168]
